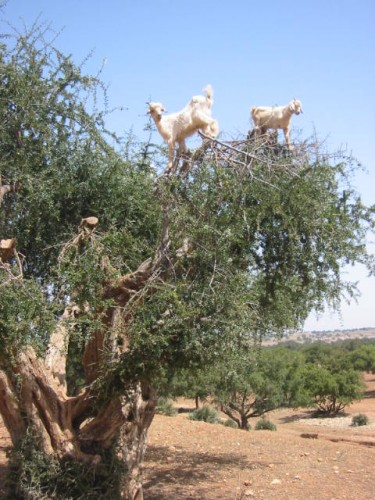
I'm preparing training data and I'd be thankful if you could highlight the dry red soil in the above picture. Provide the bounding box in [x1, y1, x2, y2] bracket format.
[1, 374, 375, 499]
[143, 374, 375, 499]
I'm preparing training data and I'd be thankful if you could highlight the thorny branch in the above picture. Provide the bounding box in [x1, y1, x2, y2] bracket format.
[58, 216, 100, 268]
[164, 130, 344, 186]
[197, 131, 301, 185]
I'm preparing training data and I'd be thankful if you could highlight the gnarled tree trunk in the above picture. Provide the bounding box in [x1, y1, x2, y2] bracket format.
[0, 212, 171, 499]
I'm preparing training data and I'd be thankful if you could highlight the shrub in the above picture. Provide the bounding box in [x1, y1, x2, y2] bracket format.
[351, 414, 369, 427]
[255, 418, 277, 431]
[155, 398, 177, 416]
[188, 406, 219, 424]
[296, 364, 365, 415]
[221, 418, 239, 429]
[7, 429, 122, 499]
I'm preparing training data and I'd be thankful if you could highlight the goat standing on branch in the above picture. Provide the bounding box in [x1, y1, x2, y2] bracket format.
[148, 85, 219, 174]
[251, 99, 303, 151]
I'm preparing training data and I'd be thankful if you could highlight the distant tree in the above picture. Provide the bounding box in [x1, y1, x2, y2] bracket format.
[211, 348, 304, 429]
[0, 20, 374, 499]
[301, 342, 350, 372]
[296, 364, 365, 415]
[302, 342, 337, 364]
[169, 367, 213, 408]
[261, 347, 308, 407]
[349, 344, 375, 373]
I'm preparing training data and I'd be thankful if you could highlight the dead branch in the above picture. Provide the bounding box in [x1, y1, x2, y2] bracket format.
[58, 216, 100, 268]
[79, 216, 99, 232]
[160, 130, 303, 186]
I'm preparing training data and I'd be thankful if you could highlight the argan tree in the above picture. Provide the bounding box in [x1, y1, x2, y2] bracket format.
[0, 23, 374, 499]
[209, 347, 305, 429]
[295, 364, 365, 415]
[349, 343, 375, 373]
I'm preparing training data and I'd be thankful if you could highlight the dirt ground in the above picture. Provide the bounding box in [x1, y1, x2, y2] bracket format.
[1, 374, 375, 499]
[142, 373, 375, 499]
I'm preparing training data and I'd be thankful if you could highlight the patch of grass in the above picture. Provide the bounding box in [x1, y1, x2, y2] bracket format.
[188, 406, 220, 424]
[221, 418, 239, 429]
[351, 413, 369, 427]
[7, 433, 122, 499]
[255, 418, 277, 431]
[155, 397, 177, 416]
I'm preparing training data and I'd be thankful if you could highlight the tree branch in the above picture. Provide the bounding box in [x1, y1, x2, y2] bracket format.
[0, 369, 26, 445]
[45, 303, 81, 390]
[16, 347, 100, 463]
[0, 239, 24, 286]
[83, 204, 172, 384]
[0, 176, 21, 207]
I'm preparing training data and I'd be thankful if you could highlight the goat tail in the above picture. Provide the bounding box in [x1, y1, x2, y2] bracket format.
[203, 84, 213, 99]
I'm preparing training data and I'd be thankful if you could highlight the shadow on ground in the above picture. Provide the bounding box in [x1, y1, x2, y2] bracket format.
[143, 444, 268, 498]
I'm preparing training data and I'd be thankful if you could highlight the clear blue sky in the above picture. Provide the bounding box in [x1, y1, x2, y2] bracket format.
[2, 0, 375, 331]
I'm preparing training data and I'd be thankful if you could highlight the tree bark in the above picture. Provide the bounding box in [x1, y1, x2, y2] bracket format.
[0, 212, 171, 498]
[117, 383, 157, 500]
[0, 370, 26, 444]
[45, 303, 80, 389]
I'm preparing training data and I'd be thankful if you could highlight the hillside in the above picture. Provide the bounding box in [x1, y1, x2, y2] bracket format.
[265, 327, 375, 346]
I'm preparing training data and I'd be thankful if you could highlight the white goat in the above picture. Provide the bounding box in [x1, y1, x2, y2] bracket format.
[148, 85, 219, 174]
[251, 99, 303, 150]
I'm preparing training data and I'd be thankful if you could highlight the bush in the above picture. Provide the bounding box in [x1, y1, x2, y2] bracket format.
[221, 418, 239, 429]
[155, 398, 177, 416]
[296, 364, 365, 415]
[351, 414, 369, 427]
[7, 430, 122, 499]
[188, 406, 220, 424]
[255, 418, 277, 431]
